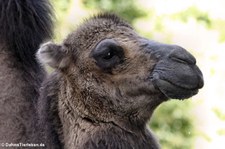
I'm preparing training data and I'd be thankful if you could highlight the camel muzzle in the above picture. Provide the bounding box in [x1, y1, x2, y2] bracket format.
[141, 39, 204, 99]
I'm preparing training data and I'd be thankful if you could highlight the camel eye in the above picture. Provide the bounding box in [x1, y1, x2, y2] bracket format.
[102, 50, 115, 60]
[91, 39, 124, 71]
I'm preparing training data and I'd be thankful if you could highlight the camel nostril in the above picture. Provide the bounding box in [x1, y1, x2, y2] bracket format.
[170, 57, 190, 64]
[169, 47, 196, 65]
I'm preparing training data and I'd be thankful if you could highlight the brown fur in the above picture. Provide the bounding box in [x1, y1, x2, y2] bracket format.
[0, 43, 45, 146]
[38, 14, 203, 149]
[0, 2, 203, 146]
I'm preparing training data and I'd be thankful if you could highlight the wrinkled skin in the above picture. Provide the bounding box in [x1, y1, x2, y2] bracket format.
[37, 14, 204, 149]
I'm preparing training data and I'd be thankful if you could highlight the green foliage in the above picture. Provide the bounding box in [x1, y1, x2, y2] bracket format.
[150, 100, 195, 149]
[82, 0, 147, 23]
[50, 0, 73, 41]
[213, 108, 225, 121]
[211, 19, 225, 42]
[51, 0, 71, 16]
[51, 0, 71, 12]
[172, 6, 225, 43]
[217, 129, 225, 136]
[213, 107, 225, 137]
[172, 6, 211, 27]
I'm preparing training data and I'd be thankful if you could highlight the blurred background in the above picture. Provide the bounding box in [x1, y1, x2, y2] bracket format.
[50, 0, 225, 148]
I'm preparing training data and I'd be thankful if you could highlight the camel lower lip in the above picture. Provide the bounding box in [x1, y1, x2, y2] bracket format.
[152, 78, 199, 99]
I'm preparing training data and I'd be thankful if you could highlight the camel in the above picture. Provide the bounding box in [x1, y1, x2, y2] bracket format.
[37, 13, 204, 148]
[0, 1, 204, 148]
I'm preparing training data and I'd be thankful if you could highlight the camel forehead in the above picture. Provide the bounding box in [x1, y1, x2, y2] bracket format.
[64, 14, 135, 51]
[84, 13, 133, 31]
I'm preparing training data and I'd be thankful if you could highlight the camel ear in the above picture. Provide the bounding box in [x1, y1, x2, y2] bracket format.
[37, 42, 71, 69]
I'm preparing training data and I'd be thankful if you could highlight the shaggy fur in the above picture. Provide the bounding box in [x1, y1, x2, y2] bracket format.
[0, 0, 204, 148]
[0, 0, 53, 147]
[38, 14, 203, 149]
